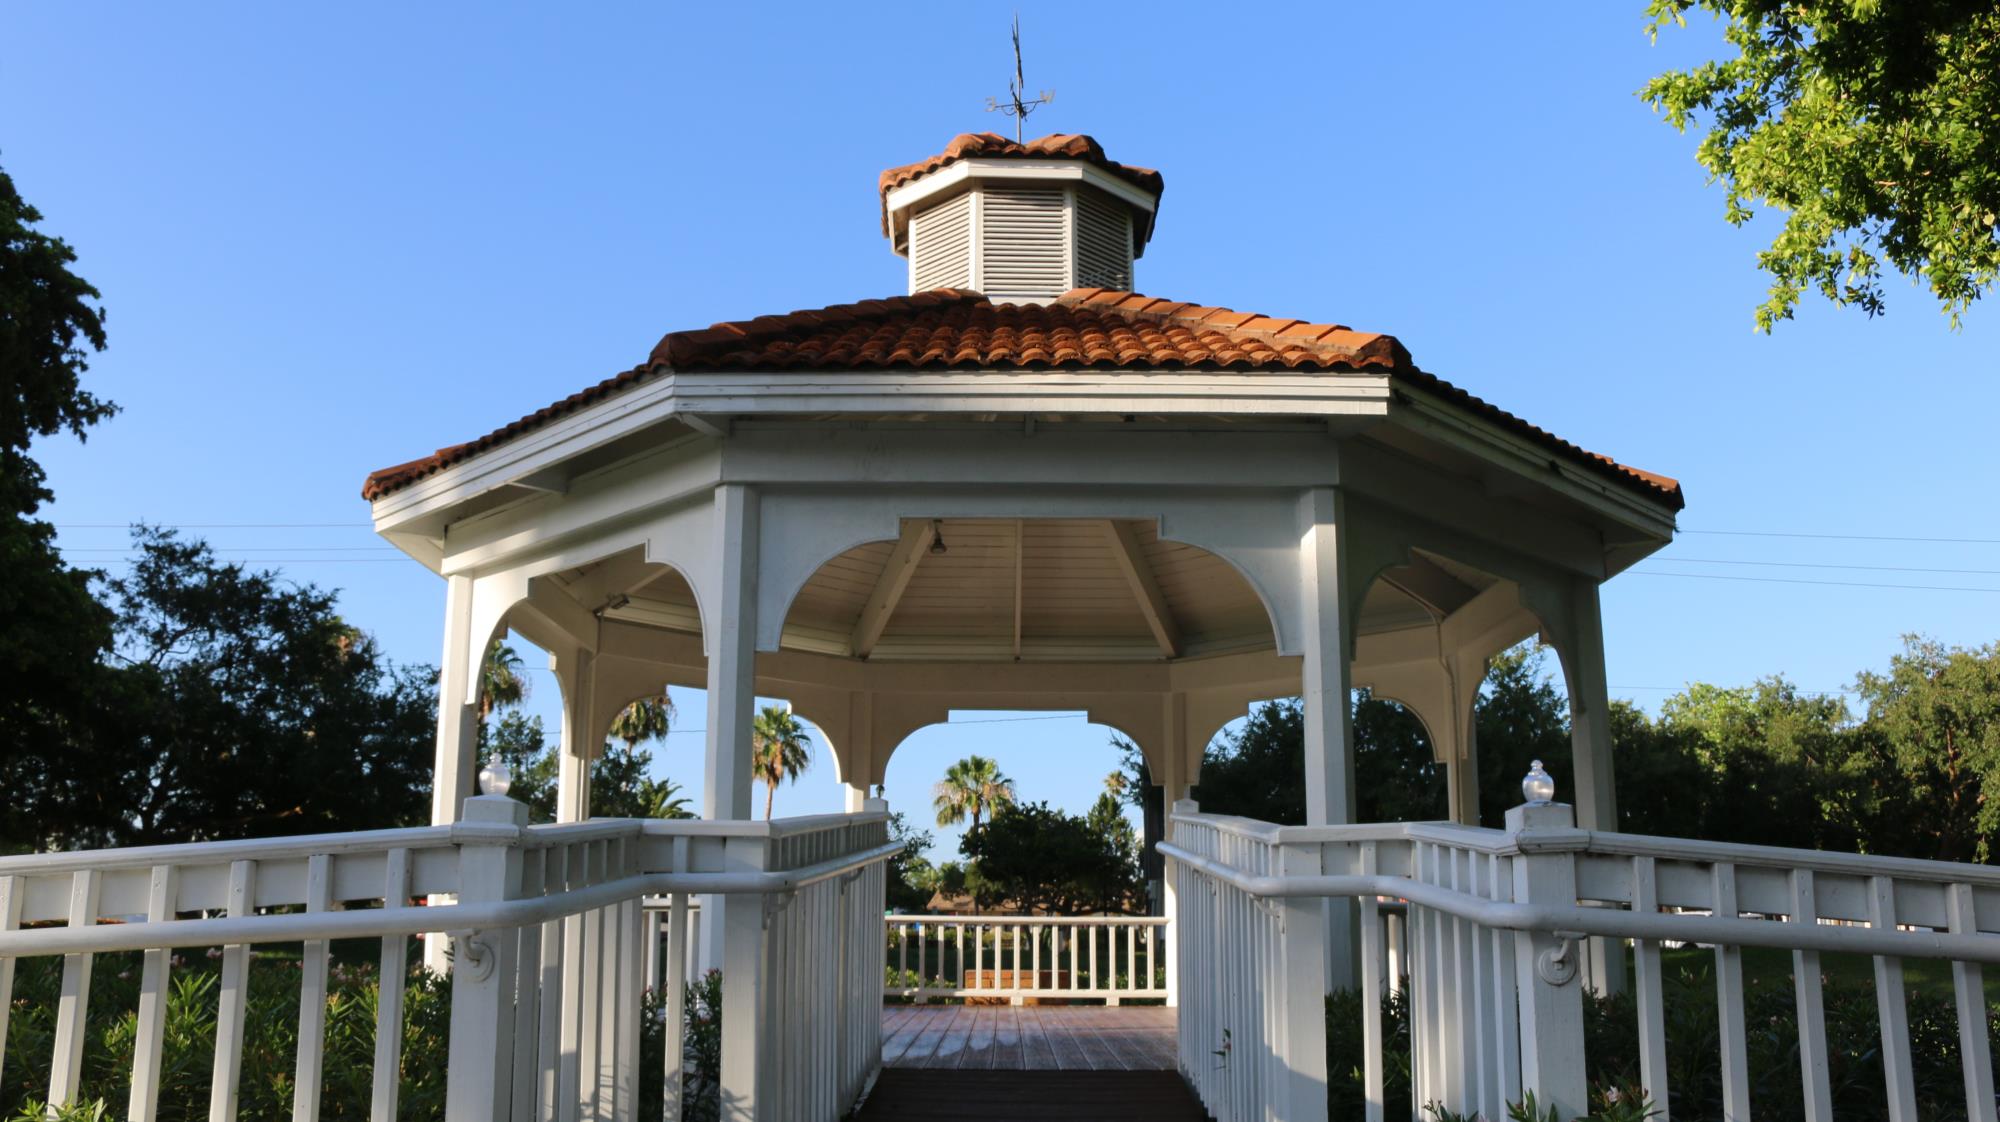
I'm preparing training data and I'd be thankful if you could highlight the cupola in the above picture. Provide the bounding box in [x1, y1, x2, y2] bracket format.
[878, 133, 1164, 303]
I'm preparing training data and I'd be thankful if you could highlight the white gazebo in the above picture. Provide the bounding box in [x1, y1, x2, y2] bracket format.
[364, 131, 1681, 986]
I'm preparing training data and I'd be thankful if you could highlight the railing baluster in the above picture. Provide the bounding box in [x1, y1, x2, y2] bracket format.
[664, 894, 687, 1122]
[49, 868, 103, 1110]
[290, 857, 330, 1122]
[371, 847, 411, 1122]
[130, 865, 181, 1122]
[1713, 862, 1751, 1122]
[1871, 874, 1919, 1122]
[1490, 852, 1521, 1111]
[209, 860, 255, 1122]
[510, 850, 546, 1122]
[0, 875, 19, 1092]
[1790, 869, 1832, 1122]
[1948, 883, 1998, 1122]
[1359, 843, 1385, 1122]
[1632, 856, 1670, 1122]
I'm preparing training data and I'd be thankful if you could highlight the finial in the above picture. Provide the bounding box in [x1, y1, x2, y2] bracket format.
[984, 13, 1054, 143]
[1521, 760, 1555, 806]
[478, 760, 513, 798]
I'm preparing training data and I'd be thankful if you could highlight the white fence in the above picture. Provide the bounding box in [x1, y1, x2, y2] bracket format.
[882, 914, 1171, 1004]
[0, 794, 893, 1122]
[1163, 799, 2000, 1122]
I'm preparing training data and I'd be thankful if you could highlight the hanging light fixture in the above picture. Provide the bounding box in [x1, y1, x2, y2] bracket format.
[929, 519, 947, 555]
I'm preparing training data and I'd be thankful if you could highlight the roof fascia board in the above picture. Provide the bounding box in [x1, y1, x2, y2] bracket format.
[1389, 385, 1679, 541]
[368, 372, 693, 533]
[670, 369, 1393, 417]
[436, 449, 720, 578]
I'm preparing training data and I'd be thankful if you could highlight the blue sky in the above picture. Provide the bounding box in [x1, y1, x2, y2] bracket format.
[6, 3, 1995, 860]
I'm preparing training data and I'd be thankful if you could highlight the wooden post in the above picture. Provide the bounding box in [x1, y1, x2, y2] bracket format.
[719, 834, 772, 1122]
[1277, 839, 1331, 1122]
[1562, 579, 1626, 996]
[444, 793, 528, 1121]
[1298, 486, 1359, 991]
[702, 484, 760, 974]
[555, 648, 597, 824]
[1506, 800, 1588, 1121]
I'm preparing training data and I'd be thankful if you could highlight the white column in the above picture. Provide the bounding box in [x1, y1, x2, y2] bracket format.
[718, 834, 771, 1122]
[701, 484, 760, 972]
[431, 574, 480, 828]
[554, 649, 596, 823]
[442, 793, 527, 1120]
[842, 690, 875, 813]
[1298, 486, 1358, 990]
[425, 575, 481, 975]
[1446, 653, 1484, 828]
[1561, 578, 1625, 994]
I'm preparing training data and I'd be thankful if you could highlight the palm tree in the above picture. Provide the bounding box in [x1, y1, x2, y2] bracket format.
[751, 705, 813, 820]
[477, 640, 529, 724]
[608, 694, 674, 754]
[933, 755, 1016, 835]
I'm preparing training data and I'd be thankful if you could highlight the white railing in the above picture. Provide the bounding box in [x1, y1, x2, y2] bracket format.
[1163, 799, 2000, 1122]
[0, 794, 894, 1122]
[882, 914, 1170, 1004]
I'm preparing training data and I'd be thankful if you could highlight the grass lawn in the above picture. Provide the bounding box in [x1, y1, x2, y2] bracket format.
[1652, 943, 2000, 1004]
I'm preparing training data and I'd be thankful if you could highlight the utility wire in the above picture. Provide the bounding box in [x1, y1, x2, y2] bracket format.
[1656, 556, 2000, 577]
[1631, 569, 2000, 594]
[55, 522, 373, 529]
[1679, 529, 2000, 545]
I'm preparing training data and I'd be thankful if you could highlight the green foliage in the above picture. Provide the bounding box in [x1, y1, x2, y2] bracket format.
[1856, 635, 2000, 860]
[884, 812, 938, 912]
[482, 710, 695, 824]
[5, 529, 436, 852]
[932, 755, 1016, 833]
[0, 947, 449, 1120]
[1642, 0, 2000, 329]
[958, 800, 1141, 914]
[1331, 963, 1977, 1121]
[750, 705, 812, 820]
[1190, 687, 1453, 826]
[1, 951, 725, 1121]
[0, 161, 120, 857]
[476, 640, 529, 725]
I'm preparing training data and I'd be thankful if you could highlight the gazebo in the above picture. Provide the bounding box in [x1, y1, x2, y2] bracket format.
[364, 132, 1682, 987]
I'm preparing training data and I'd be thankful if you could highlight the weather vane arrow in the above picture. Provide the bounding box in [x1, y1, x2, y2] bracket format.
[984, 13, 1053, 143]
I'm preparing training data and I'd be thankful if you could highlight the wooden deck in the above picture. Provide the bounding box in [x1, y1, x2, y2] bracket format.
[879, 1004, 1177, 1071]
[853, 1069, 1208, 1121]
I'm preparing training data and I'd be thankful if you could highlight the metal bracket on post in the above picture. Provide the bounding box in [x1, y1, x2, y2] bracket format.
[1537, 930, 1585, 986]
[449, 930, 500, 982]
[760, 890, 797, 930]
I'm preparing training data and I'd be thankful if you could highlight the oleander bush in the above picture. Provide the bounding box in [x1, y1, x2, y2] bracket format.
[0, 946, 723, 1122]
[1331, 964, 1992, 1122]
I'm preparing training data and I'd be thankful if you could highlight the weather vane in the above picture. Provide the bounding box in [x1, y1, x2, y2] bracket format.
[985, 14, 1052, 143]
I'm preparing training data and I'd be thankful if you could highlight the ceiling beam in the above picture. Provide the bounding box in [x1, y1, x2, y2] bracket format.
[1012, 519, 1025, 660]
[1101, 519, 1182, 659]
[850, 519, 936, 658]
[1378, 553, 1482, 620]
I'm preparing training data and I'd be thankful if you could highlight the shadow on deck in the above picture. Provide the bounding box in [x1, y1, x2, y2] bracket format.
[856, 1006, 1207, 1121]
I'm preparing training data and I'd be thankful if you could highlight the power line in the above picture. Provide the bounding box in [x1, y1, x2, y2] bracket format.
[55, 522, 373, 529]
[1658, 556, 2000, 577]
[1680, 529, 2000, 545]
[1631, 569, 2000, 594]
[62, 546, 400, 554]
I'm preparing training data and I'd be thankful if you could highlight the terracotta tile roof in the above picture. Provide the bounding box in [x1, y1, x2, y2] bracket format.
[362, 289, 1682, 511]
[878, 133, 1163, 236]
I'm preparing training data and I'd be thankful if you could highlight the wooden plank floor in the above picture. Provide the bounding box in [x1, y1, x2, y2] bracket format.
[881, 1005, 1177, 1071]
[853, 1070, 1207, 1121]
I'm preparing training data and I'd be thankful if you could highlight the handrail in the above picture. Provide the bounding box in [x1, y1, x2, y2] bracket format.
[884, 914, 1168, 927]
[0, 839, 902, 957]
[1158, 840, 2000, 966]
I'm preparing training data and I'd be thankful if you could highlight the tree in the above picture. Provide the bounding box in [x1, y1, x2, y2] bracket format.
[477, 640, 529, 726]
[1187, 691, 1448, 826]
[0, 163, 120, 853]
[884, 812, 938, 912]
[750, 704, 811, 820]
[609, 695, 673, 752]
[932, 754, 1016, 834]
[1855, 635, 2000, 861]
[1472, 645, 1574, 828]
[959, 800, 1141, 914]
[482, 708, 695, 824]
[1, 528, 437, 850]
[1643, 1, 2000, 329]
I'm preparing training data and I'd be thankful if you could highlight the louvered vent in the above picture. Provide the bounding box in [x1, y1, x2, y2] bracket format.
[909, 191, 973, 292]
[979, 187, 1068, 302]
[1074, 189, 1133, 291]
